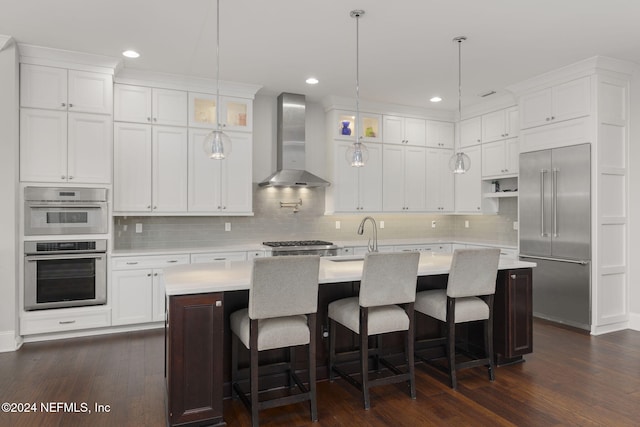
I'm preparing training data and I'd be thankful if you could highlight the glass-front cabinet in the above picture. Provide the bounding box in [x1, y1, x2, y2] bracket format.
[188, 92, 253, 132]
[332, 109, 382, 143]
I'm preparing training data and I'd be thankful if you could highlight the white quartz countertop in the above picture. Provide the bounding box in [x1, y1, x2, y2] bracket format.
[164, 253, 535, 296]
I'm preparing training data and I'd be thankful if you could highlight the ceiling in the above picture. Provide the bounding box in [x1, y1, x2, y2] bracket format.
[2, 0, 640, 111]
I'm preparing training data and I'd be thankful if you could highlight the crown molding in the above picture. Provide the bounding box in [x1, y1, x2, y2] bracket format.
[18, 43, 120, 75]
[322, 95, 456, 122]
[0, 35, 14, 52]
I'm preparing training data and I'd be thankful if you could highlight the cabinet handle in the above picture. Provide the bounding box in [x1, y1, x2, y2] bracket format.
[214, 258, 226, 261]
[153, 206, 157, 209]
[217, 206, 221, 209]
[223, 206, 227, 210]
[147, 273, 152, 277]
[510, 274, 517, 279]
[477, 139, 481, 142]
[61, 175, 66, 179]
[61, 102, 66, 107]
[546, 117, 551, 121]
[147, 205, 151, 209]
[551, 116, 555, 120]
[59, 320, 76, 325]
[153, 118, 157, 122]
[69, 103, 73, 107]
[126, 261, 139, 265]
[154, 273, 158, 276]
[167, 260, 178, 263]
[68, 176, 74, 179]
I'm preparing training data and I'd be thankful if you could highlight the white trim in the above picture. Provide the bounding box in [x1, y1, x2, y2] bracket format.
[628, 313, 640, 331]
[590, 321, 629, 336]
[0, 331, 19, 353]
[18, 43, 120, 75]
[21, 322, 164, 344]
[114, 68, 261, 99]
[322, 95, 455, 121]
[0, 35, 14, 52]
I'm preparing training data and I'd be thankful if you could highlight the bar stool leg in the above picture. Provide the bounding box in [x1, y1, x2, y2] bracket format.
[250, 320, 259, 427]
[406, 303, 416, 399]
[231, 333, 239, 399]
[328, 319, 336, 382]
[360, 308, 370, 410]
[309, 313, 318, 422]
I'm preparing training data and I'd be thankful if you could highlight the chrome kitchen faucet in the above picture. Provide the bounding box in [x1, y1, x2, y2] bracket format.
[357, 216, 378, 253]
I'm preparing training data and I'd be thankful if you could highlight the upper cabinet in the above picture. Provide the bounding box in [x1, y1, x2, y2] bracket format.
[383, 115, 425, 146]
[382, 145, 426, 212]
[459, 116, 482, 147]
[481, 138, 519, 178]
[332, 110, 382, 143]
[188, 92, 253, 132]
[425, 148, 454, 212]
[481, 107, 519, 143]
[114, 84, 188, 127]
[21, 64, 112, 115]
[426, 121, 454, 149]
[520, 76, 591, 129]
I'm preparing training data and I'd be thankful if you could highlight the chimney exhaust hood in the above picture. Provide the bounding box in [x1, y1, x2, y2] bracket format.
[258, 93, 330, 187]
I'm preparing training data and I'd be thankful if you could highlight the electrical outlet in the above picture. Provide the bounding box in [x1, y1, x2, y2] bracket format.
[380, 220, 385, 229]
[335, 220, 341, 230]
[513, 221, 519, 230]
[431, 220, 436, 229]
[225, 222, 231, 232]
[135, 223, 142, 233]
[123, 224, 128, 231]
[465, 220, 469, 228]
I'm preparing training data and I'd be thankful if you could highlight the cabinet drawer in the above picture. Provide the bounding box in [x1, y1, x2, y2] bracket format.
[21, 306, 111, 335]
[247, 251, 266, 259]
[112, 254, 190, 270]
[190, 252, 247, 264]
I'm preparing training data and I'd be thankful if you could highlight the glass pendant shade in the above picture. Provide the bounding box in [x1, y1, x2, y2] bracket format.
[203, 129, 232, 159]
[346, 142, 369, 167]
[450, 152, 471, 174]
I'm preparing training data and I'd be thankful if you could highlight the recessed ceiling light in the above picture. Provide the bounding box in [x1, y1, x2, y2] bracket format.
[122, 50, 140, 59]
[430, 96, 442, 103]
[305, 77, 319, 85]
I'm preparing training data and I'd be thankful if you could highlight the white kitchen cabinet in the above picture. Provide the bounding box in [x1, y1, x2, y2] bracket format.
[188, 92, 253, 132]
[332, 141, 383, 212]
[20, 64, 112, 115]
[520, 76, 591, 129]
[111, 254, 190, 324]
[459, 116, 482, 147]
[20, 306, 111, 335]
[114, 84, 188, 126]
[382, 145, 426, 212]
[454, 144, 483, 213]
[383, 115, 426, 146]
[332, 110, 382, 143]
[188, 129, 253, 214]
[114, 124, 188, 213]
[425, 148, 454, 212]
[426, 120, 454, 149]
[190, 252, 247, 263]
[481, 138, 519, 178]
[20, 109, 112, 183]
[481, 107, 519, 143]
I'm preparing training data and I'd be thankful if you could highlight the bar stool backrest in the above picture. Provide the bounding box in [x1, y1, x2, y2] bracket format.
[359, 252, 420, 307]
[447, 249, 500, 298]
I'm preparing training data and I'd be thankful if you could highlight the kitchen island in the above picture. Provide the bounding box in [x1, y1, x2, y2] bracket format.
[164, 253, 535, 426]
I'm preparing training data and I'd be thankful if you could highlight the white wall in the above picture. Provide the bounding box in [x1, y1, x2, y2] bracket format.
[0, 40, 20, 351]
[628, 69, 640, 330]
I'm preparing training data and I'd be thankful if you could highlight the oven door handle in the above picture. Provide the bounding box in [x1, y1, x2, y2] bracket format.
[27, 204, 106, 209]
[25, 253, 105, 261]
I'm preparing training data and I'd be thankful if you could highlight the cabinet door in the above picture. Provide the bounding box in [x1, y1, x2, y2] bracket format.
[383, 115, 404, 144]
[333, 111, 357, 140]
[153, 126, 188, 212]
[20, 64, 67, 110]
[114, 123, 152, 212]
[221, 96, 252, 132]
[520, 88, 553, 129]
[111, 269, 153, 325]
[404, 146, 426, 211]
[358, 143, 383, 211]
[221, 132, 252, 213]
[494, 269, 533, 362]
[552, 76, 591, 123]
[459, 116, 482, 147]
[426, 121, 454, 149]
[188, 129, 222, 212]
[426, 148, 454, 212]
[189, 92, 217, 129]
[153, 88, 188, 126]
[404, 118, 426, 146]
[67, 112, 112, 183]
[333, 141, 360, 211]
[20, 109, 67, 182]
[481, 110, 507, 144]
[382, 145, 405, 211]
[67, 70, 113, 115]
[454, 145, 482, 212]
[481, 140, 506, 177]
[505, 106, 519, 138]
[114, 84, 152, 123]
[152, 271, 166, 322]
[360, 113, 382, 143]
[505, 138, 519, 175]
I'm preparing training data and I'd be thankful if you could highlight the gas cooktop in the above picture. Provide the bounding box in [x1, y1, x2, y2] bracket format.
[262, 240, 334, 248]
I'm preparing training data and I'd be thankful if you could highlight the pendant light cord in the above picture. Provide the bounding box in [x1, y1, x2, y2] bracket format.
[457, 38, 462, 124]
[215, 0, 221, 131]
[355, 12, 360, 145]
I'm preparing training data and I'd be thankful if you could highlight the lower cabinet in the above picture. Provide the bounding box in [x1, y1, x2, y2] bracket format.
[166, 293, 225, 427]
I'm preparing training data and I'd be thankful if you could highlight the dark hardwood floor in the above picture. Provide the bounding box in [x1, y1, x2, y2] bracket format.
[1, 319, 639, 426]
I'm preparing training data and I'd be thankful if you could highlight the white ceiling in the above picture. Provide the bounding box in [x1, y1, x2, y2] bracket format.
[2, 0, 640, 111]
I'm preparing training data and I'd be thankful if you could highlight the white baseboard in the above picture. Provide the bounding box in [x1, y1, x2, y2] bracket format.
[590, 321, 630, 335]
[21, 322, 164, 344]
[628, 313, 640, 331]
[0, 330, 21, 353]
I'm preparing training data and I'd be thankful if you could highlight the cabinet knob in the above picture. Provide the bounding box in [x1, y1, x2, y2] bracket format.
[217, 206, 221, 209]
[551, 116, 555, 120]
[546, 117, 551, 121]
[147, 205, 151, 209]
[61, 103, 66, 107]
[68, 176, 74, 179]
[510, 274, 517, 279]
[61, 175, 66, 179]
[147, 117, 151, 122]
[477, 139, 481, 142]
[147, 273, 151, 277]
[153, 118, 157, 122]
[154, 273, 158, 276]
[223, 206, 227, 210]
[68, 103, 73, 107]
[153, 206, 157, 209]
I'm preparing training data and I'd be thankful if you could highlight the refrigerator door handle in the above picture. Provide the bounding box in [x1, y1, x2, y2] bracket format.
[540, 169, 548, 237]
[553, 168, 559, 237]
[520, 254, 590, 265]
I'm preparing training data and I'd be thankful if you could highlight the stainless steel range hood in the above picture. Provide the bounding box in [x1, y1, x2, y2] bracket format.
[258, 93, 330, 187]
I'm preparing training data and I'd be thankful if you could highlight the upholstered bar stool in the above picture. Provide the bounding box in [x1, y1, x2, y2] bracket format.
[230, 255, 321, 427]
[328, 251, 420, 410]
[415, 248, 500, 389]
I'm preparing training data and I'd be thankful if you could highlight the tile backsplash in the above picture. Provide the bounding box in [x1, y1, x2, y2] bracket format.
[113, 186, 517, 250]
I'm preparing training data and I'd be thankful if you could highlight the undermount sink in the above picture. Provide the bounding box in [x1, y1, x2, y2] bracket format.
[326, 256, 365, 262]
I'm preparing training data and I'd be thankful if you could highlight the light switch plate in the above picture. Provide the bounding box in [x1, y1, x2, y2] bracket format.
[135, 223, 142, 233]
[465, 220, 469, 228]
[513, 221, 519, 230]
[431, 220, 436, 228]
[335, 220, 341, 230]
[225, 222, 231, 231]
[380, 221, 385, 229]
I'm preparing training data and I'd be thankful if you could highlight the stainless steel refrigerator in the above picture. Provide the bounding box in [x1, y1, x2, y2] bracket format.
[519, 143, 591, 330]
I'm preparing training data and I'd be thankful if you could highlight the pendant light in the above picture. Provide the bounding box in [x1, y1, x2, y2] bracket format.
[346, 9, 369, 167]
[449, 36, 470, 174]
[203, 0, 232, 160]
